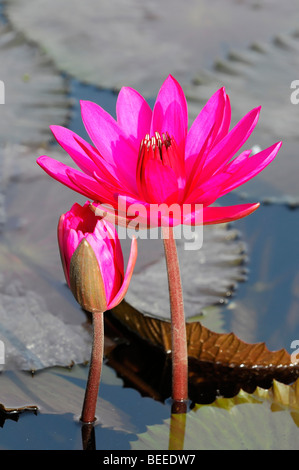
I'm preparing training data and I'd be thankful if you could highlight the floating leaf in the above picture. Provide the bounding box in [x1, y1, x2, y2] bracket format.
[0, 146, 93, 371]
[0, 277, 91, 371]
[125, 224, 247, 331]
[186, 30, 299, 202]
[0, 24, 70, 146]
[0, 364, 139, 434]
[131, 385, 299, 450]
[0, 143, 89, 343]
[108, 299, 299, 402]
[5, 0, 299, 96]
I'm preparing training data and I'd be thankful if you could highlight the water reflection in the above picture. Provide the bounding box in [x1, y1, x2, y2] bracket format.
[81, 422, 96, 450]
[80, 401, 189, 451]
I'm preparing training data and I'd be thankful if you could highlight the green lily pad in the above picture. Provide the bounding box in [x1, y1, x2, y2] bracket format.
[131, 386, 299, 450]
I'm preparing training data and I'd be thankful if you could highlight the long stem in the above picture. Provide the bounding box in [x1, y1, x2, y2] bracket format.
[80, 311, 104, 424]
[162, 225, 188, 404]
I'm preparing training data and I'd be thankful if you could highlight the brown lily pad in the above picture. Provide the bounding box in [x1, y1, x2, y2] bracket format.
[107, 300, 299, 403]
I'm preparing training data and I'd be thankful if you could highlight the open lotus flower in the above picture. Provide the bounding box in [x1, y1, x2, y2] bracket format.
[58, 201, 137, 313]
[38, 75, 282, 227]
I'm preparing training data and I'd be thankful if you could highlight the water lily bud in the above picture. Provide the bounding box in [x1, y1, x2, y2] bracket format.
[58, 201, 137, 314]
[69, 238, 108, 313]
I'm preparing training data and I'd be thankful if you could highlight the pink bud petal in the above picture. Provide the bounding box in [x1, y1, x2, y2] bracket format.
[107, 236, 138, 310]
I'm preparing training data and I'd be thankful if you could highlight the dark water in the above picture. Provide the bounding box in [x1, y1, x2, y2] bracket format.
[0, 368, 171, 450]
[222, 196, 299, 353]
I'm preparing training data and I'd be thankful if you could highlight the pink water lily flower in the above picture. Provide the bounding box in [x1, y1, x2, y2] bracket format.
[38, 75, 281, 227]
[58, 201, 137, 313]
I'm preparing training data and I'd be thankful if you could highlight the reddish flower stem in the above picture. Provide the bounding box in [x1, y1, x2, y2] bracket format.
[80, 311, 104, 424]
[162, 226, 188, 404]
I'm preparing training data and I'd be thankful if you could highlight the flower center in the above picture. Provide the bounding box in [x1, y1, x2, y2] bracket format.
[138, 131, 179, 172]
[136, 131, 186, 204]
[141, 131, 172, 162]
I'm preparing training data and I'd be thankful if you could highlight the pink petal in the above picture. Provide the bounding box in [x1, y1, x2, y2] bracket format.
[91, 201, 134, 229]
[104, 195, 154, 228]
[51, 125, 131, 189]
[80, 100, 138, 188]
[162, 137, 186, 200]
[75, 138, 126, 185]
[225, 149, 252, 171]
[96, 194, 185, 228]
[57, 214, 70, 284]
[219, 142, 282, 197]
[185, 173, 231, 205]
[102, 219, 125, 275]
[107, 236, 138, 310]
[150, 75, 188, 154]
[93, 216, 125, 277]
[86, 228, 123, 305]
[92, 170, 138, 201]
[50, 125, 99, 177]
[144, 159, 179, 204]
[185, 87, 230, 173]
[212, 91, 231, 147]
[117, 194, 182, 228]
[201, 106, 261, 179]
[66, 168, 117, 205]
[92, 196, 166, 229]
[116, 86, 152, 146]
[64, 227, 80, 272]
[182, 202, 260, 225]
[37, 155, 100, 200]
